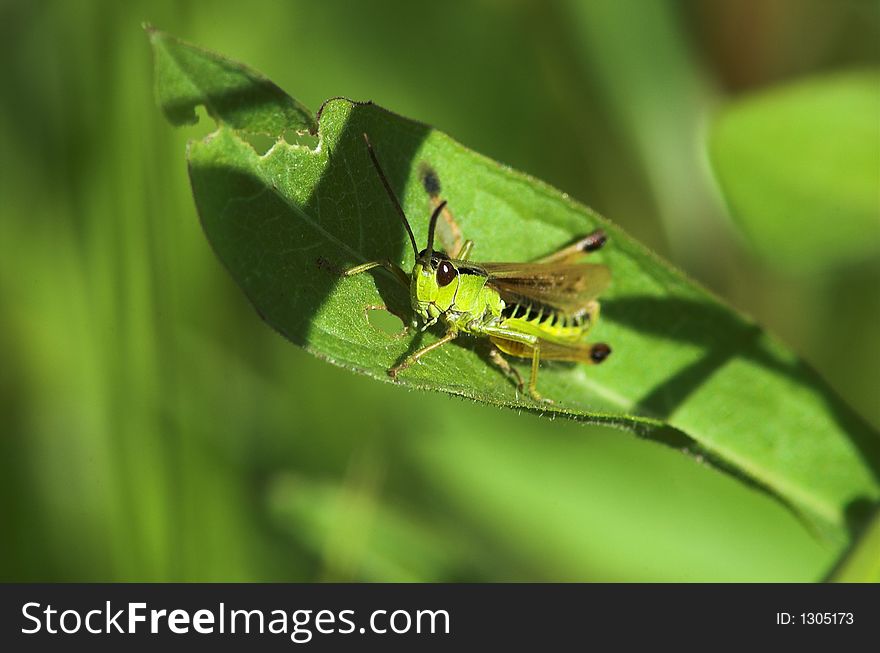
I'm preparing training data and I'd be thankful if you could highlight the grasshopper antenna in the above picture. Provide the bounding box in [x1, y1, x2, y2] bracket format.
[424, 200, 447, 262]
[363, 133, 419, 258]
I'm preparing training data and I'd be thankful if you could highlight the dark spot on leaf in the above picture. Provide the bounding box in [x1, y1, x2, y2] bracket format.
[420, 163, 441, 196]
[315, 256, 341, 275]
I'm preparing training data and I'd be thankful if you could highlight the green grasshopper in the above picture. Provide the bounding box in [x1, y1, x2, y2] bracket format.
[345, 134, 612, 402]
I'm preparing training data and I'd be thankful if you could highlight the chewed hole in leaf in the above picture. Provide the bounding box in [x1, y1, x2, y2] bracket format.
[241, 132, 276, 156]
[284, 128, 319, 151]
[365, 306, 407, 337]
[181, 105, 216, 141]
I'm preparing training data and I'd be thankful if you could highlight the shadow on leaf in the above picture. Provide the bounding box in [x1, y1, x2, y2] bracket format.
[604, 296, 880, 491]
[188, 102, 430, 349]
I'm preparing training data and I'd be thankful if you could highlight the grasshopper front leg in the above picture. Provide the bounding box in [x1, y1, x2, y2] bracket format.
[344, 260, 410, 289]
[389, 329, 459, 378]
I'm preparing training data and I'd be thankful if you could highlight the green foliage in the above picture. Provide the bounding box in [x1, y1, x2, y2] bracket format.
[149, 23, 315, 135]
[710, 71, 880, 271]
[6, 0, 878, 584]
[827, 509, 880, 582]
[150, 29, 880, 541]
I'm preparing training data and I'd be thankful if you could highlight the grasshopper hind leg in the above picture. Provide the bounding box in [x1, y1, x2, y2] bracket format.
[488, 328, 612, 404]
[536, 229, 607, 264]
[527, 343, 547, 404]
[486, 332, 551, 404]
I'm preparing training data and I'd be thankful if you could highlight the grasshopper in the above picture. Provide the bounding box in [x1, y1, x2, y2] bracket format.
[346, 134, 611, 402]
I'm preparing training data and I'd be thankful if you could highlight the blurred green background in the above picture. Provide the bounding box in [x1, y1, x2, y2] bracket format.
[1, 0, 878, 582]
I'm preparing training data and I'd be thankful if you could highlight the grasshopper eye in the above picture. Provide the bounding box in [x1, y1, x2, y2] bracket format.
[436, 260, 457, 287]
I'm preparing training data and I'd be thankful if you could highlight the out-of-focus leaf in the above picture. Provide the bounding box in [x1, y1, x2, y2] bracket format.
[149, 29, 880, 541]
[413, 422, 830, 581]
[710, 71, 880, 271]
[267, 473, 480, 582]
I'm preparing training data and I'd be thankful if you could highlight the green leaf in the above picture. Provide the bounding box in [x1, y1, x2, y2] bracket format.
[827, 508, 880, 582]
[710, 71, 880, 271]
[147, 25, 315, 134]
[149, 29, 880, 542]
[267, 473, 482, 582]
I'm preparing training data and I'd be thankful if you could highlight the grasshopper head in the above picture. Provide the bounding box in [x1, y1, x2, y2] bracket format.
[359, 133, 455, 327]
[412, 251, 459, 327]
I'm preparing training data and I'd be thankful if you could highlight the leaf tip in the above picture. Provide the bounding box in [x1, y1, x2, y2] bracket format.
[143, 22, 168, 48]
[149, 29, 316, 135]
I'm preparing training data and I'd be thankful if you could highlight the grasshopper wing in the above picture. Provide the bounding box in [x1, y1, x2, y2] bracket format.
[480, 262, 611, 315]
